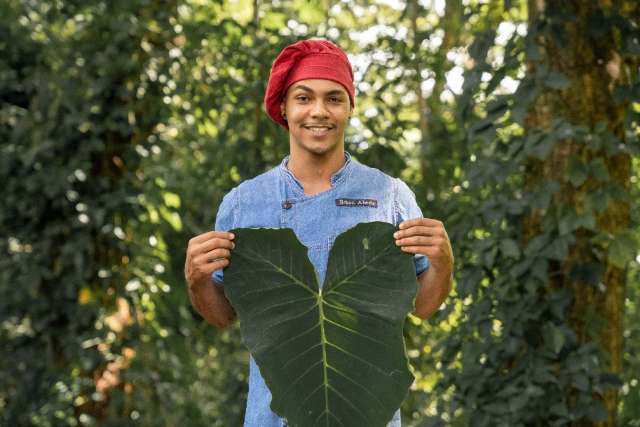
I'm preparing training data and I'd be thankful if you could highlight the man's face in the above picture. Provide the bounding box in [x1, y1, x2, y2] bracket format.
[281, 79, 352, 156]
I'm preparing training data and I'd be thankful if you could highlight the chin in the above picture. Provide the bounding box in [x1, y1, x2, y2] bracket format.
[300, 141, 339, 156]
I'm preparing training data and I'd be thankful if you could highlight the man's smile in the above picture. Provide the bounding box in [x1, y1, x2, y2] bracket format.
[303, 124, 334, 136]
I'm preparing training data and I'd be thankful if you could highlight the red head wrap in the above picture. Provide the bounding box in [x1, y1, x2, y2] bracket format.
[264, 39, 355, 129]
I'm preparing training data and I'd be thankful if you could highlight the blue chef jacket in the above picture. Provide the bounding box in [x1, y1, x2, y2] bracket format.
[212, 151, 429, 427]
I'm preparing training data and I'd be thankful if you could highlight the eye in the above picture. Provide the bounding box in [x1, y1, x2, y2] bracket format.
[296, 95, 309, 102]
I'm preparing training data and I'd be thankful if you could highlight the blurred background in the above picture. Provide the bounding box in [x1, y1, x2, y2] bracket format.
[1, 0, 639, 426]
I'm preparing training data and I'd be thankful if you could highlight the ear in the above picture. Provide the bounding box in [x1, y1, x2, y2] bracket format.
[280, 101, 286, 118]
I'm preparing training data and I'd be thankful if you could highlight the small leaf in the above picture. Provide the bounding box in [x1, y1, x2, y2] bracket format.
[509, 393, 529, 412]
[544, 71, 571, 90]
[573, 374, 589, 391]
[500, 239, 521, 258]
[577, 212, 596, 230]
[525, 235, 549, 256]
[609, 233, 637, 268]
[162, 191, 181, 208]
[525, 385, 546, 397]
[525, 39, 543, 61]
[567, 157, 587, 187]
[484, 246, 498, 268]
[549, 290, 571, 320]
[587, 401, 609, 422]
[550, 402, 570, 418]
[543, 323, 565, 354]
[529, 134, 556, 160]
[569, 263, 604, 286]
[546, 238, 568, 261]
[531, 258, 548, 281]
[588, 158, 609, 181]
[599, 372, 623, 388]
[159, 206, 182, 231]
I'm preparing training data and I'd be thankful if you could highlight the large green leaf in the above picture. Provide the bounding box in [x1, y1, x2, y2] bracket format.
[224, 221, 417, 427]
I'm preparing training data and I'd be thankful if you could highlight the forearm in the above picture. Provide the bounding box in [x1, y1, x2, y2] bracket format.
[188, 280, 237, 329]
[412, 266, 453, 320]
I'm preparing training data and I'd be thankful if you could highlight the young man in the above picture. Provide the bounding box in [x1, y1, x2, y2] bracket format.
[184, 39, 454, 427]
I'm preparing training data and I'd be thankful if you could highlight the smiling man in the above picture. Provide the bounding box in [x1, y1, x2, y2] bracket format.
[184, 39, 454, 427]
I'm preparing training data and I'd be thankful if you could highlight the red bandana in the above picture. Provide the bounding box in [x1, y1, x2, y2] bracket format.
[264, 39, 355, 129]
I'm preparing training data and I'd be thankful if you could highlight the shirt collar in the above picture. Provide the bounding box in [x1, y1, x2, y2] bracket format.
[279, 151, 353, 191]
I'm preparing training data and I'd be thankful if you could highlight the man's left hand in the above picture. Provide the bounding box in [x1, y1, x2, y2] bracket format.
[393, 218, 454, 275]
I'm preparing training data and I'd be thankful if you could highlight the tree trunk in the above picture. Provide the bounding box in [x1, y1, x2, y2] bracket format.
[408, 0, 462, 200]
[524, 1, 636, 425]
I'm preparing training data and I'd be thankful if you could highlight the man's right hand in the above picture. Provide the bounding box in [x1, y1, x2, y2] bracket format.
[184, 231, 237, 328]
[184, 231, 235, 291]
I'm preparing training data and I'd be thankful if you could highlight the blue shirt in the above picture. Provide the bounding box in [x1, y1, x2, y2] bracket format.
[212, 151, 429, 427]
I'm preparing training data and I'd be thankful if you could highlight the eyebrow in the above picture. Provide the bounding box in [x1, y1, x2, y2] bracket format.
[291, 84, 346, 97]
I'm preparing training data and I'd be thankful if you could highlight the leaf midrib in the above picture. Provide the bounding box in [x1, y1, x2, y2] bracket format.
[317, 293, 330, 427]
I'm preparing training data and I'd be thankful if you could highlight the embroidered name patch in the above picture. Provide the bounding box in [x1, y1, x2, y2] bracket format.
[335, 198, 378, 208]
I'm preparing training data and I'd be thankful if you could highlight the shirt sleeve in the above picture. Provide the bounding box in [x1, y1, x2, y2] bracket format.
[394, 178, 430, 276]
[211, 188, 238, 286]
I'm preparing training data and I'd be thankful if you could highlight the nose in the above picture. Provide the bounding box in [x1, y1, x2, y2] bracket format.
[310, 99, 329, 119]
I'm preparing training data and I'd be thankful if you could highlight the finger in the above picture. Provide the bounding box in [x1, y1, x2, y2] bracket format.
[393, 225, 442, 239]
[191, 258, 231, 275]
[193, 254, 230, 272]
[189, 231, 235, 246]
[399, 218, 442, 230]
[395, 236, 439, 247]
[194, 249, 232, 266]
[201, 248, 232, 262]
[192, 237, 236, 256]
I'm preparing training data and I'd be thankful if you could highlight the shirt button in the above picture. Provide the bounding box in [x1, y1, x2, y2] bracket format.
[281, 201, 292, 209]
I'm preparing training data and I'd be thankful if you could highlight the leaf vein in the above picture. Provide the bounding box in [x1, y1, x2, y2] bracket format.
[323, 316, 389, 348]
[327, 364, 386, 410]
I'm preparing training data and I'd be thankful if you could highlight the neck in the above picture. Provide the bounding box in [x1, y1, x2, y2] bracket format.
[287, 147, 346, 191]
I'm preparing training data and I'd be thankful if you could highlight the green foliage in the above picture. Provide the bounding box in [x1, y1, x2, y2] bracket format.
[2, 0, 639, 425]
[1, 0, 178, 424]
[620, 156, 640, 425]
[224, 222, 416, 427]
[423, 2, 640, 426]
